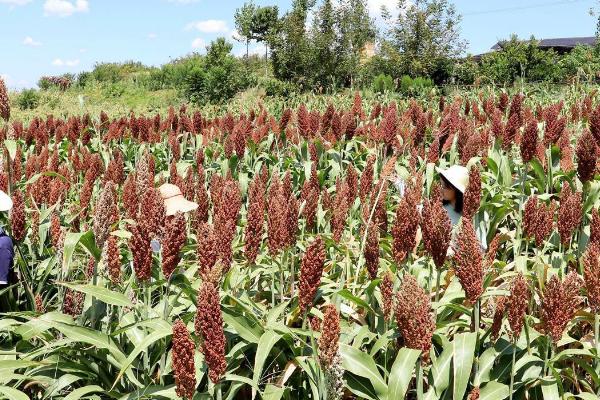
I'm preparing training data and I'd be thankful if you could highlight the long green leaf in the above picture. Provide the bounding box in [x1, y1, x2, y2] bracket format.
[388, 348, 421, 400]
[59, 283, 132, 307]
[64, 385, 105, 400]
[252, 330, 282, 395]
[339, 343, 386, 398]
[0, 386, 29, 400]
[479, 381, 509, 400]
[453, 332, 476, 400]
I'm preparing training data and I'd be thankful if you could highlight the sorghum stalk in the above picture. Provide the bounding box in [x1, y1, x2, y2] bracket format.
[509, 343, 517, 400]
[416, 356, 424, 400]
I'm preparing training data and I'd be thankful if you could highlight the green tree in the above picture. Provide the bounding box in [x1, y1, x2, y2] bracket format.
[234, 2, 257, 59]
[310, 0, 337, 88]
[250, 5, 279, 74]
[386, 0, 466, 80]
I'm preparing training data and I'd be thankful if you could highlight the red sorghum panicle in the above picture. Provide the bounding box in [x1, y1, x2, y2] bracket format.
[422, 187, 452, 269]
[86, 257, 95, 281]
[195, 281, 227, 384]
[381, 272, 394, 321]
[395, 274, 435, 359]
[454, 220, 484, 302]
[135, 152, 153, 198]
[34, 293, 45, 313]
[129, 223, 152, 281]
[462, 166, 481, 220]
[10, 190, 25, 242]
[63, 288, 84, 317]
[195, 165, 209, 224]
[576, 129, 597, 183]
[558, 182, 582, 246]
[541, 272, 582, 342]
[590, 208, 600, 247]
[0, 76, 10, 121]
[490, 297, 506, 341]
[590, 104, 600, 145]
[122, 173, 138, 219]
[30, 210, 39, 248]
[171, 319, 196, 400]
[331, 181, 350, 242]
[104, 235, 121, 285]
[161, 213, 187, 279]
[524, 196, 556, 246]
[523, 196, 538, 241]
[346, 165, 358, 203]
[298, 236, 326, 314]
[583, 242, 600, 313]
[50, 212, 62, 248]
[364, 222, 379, 279]
[391, 185, 420, 264]
[508, 273, 529, 340]
[318, 304, 340, 368]
[139, 188, 165, 240]
[93, 182, 117, 249]
[267, 181, 288, 255]
[244, 180, 264, 264]
[484, 233, 501, 270]
[359, 155, 374, 201]
[467, 387, 480, 400]
[197, 222, 217, 280]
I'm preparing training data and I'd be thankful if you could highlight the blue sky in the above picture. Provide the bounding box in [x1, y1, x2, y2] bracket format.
[0, 0, 597, 89]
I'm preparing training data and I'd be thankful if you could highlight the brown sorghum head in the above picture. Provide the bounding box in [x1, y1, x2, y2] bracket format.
[161, 213, 187, 279]
[171, 319, 196, 399]
[93, 181, 118, 249]
[422, 187, 452, 269]
[583, 242, 600, 314]
[298, 236, 326, 314]
[391, 185, 421, 264]
[395, 274, 435, 359]
[318, 304, 340, 368]
[454, 220, 484, 303]
[0, 76, 10, 122]
[558, 182, 582, 246]
[139, 188, 165, 240]
[540, 271, 582, 343]
[364, 222, 379, 280]
[104, 235, 121, 285]
[123, 173, 139, 219]
[508, 273, 529, 341]
[359, 155, 375, 201]
[195, 281, 227, 384]
[490, 296, 506, 342]
[381, 272, 394, 322]
[244, 181, 264, 264]
[462, 165, 481, 220]
[576, 129, 597, 183]
[197, 222, 218, 281]
[590, 208, 600, 247]
[129, 223, 152, 281]
[10, 190, 25, 242]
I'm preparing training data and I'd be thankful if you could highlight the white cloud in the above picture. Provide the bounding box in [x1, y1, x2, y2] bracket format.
[191, 37, 206, 50]
[148, 33, 158, 39]
[43, 0, 89, 17]
[52, 58, 80, 67]
[230, 29, 244, 42]
[23, 36, 42, 47]
[79, 48, 87, 53]
[367, 0, 400, 17]
[0, 0, 31, 6]
[186, 19, 228, 33]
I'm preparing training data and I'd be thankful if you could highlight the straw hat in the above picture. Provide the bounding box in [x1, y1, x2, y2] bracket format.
[435, 165, 469, 193]
[158, 183, 198, 216]
[0, 190, 13, 212]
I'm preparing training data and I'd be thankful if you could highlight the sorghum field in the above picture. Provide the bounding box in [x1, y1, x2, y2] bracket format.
[2, 78, 600, 400]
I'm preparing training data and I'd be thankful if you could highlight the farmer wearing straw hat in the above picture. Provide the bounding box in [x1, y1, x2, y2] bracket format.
[0, 190, 15, 312]
[151, 183, 199, 253]
[435, 164, 487, 255]
[158, 183, 199, 217]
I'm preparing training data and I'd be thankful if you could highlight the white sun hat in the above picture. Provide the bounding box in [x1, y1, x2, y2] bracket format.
[158, 183, 198, 216]
[435, 165, 469, 193]
[0, 190, 13, 212]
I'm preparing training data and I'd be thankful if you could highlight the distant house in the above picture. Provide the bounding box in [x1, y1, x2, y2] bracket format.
[473, 36, 598, 61]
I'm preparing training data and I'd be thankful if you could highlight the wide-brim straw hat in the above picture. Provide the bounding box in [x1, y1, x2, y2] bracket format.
[0, 190, 13, 212]
[435, 165, 469, 193]
[158, 183, 198, 216]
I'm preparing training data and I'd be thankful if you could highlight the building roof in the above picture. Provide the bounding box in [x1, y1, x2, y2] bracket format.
[491, 36, 597, 50]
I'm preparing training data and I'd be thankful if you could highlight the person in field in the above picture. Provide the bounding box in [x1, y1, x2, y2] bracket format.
[0, 190, 15, 312]
[435, 165, 487, 255]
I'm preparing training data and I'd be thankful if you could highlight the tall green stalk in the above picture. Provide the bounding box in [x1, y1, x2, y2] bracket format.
[415, 356, 424, 400]
[509, 342, 517, 400]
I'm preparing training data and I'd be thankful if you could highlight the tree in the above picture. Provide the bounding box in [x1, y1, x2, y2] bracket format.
[250, 5, 279, 73]
[386, 0, 466, 80]
[234, 2, 257, 60]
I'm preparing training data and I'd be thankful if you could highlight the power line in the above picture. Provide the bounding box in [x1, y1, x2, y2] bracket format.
[462, 0, 593, 16]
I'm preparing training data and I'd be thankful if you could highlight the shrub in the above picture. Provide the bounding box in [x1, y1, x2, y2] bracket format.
[77, 71, 93, 88]
[372, 73, 394, 93]
[17, 89, 40, 110]
[256, 76, 297, 97]
[399, 75, 434, 95]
